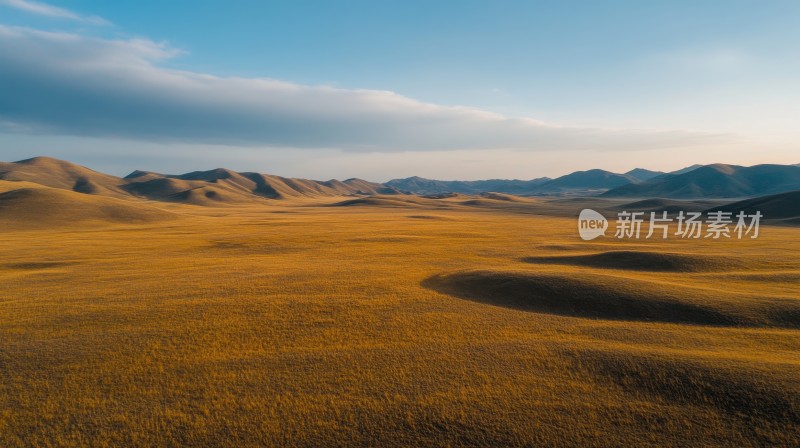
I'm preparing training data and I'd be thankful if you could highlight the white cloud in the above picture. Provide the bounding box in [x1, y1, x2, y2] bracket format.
[0, 0, 109, 25]
[0, 25, 733, 153]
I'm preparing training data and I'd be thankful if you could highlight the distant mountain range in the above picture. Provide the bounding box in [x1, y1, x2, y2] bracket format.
[535, 169, 637, 194]
[388, 166, 694, 196]
[2, 157, 800, 205]
[390, 163, 800, 199]
[602, 164, 800, 199]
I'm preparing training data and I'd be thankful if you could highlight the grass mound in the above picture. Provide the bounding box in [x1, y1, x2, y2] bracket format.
[0, 186, 176, 229]
[523, 250, 746, 272]
[330, 196, 435, 207]
[4, 261, 78, 270]
[424, 270, 800, 327]
[424, 270, 737, 326]
[478, 192, 534, 202]
[406, 214, 452, 220]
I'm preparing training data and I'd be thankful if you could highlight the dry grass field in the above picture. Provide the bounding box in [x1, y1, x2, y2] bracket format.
[1, 197, 799, 447]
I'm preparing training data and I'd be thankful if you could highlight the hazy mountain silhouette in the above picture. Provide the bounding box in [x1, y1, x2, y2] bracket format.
[385, 176, 550, 195]
[533, 169, 638, 194]
[625, 168, 664, 182]
[390, 168, 665, 196]
[603, 164, 800, 199]
[669, 164, 704, 175]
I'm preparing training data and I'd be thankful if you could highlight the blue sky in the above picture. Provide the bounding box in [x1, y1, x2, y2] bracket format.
[0, 0, 798, 180]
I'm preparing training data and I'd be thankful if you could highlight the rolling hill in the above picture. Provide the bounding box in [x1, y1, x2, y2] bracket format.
[5, 157, 800, 205]
[0, 156, 399, 206]
[0, 182, 175, 229]
[128, 167, 401, 202]
[0, 156, 129, 198]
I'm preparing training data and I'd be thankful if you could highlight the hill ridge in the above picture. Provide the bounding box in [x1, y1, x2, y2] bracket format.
[1, 157, 399, 206]
[4, 156, 800, 203]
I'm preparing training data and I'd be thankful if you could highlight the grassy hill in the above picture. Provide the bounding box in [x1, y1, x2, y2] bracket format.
[0, 156, 397, 206]
[0, 156, 129, 197]
[0, 182, 175, 229]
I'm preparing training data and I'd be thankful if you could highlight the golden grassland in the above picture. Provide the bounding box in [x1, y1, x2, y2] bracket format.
[0, 200, 799, 447]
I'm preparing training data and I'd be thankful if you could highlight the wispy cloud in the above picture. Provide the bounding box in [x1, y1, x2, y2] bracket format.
[0, 0, 110, 25]
[648, 46, 750, 72]
[0, 26, 732, 153]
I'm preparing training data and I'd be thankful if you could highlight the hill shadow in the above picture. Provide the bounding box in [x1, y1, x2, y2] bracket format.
[522, 251, 745, 273]
[423, 271, 752, 327]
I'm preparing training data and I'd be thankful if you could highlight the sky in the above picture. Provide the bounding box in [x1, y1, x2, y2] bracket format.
[0, 0, 798, 181]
